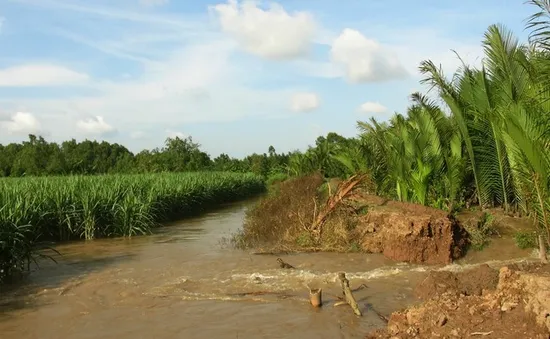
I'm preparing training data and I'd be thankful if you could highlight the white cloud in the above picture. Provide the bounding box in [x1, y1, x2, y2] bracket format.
[166, 130, 187, 139]
[290, 92, 320, 112]
[76, 116, 117, 136]
[210, 0, 316, 60]
[330, 28, 408, 83]
[140, 0, 169, 7]
[0, 64, 89, 87]
[0, 112, 43, 135]
[359, 101, 387, 114]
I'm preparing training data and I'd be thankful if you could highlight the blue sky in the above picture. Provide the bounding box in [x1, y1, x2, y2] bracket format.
[0, 0, 536, 157]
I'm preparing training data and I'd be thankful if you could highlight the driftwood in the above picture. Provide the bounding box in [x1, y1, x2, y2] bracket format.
[277, 258, 295, 269]
[338, 272, 362, 316]
[369, 306, 389, 323]
[310, 174, 367, 242]
[539, 235, 548, 264]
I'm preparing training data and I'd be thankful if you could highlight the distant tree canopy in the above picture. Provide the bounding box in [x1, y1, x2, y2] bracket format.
[0, 133, 357, 178]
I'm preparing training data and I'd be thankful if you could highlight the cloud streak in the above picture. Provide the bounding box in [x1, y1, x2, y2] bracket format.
[0, 64, 89, 87]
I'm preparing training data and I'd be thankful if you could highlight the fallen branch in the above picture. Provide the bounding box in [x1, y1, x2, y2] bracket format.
[351, 283, 368, 292]
[370, 308, 389, 324]
[310, 174, 367, 242]
[338, 272, 362, 316]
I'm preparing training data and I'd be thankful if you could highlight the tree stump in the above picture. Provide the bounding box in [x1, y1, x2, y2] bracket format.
[309, 288, 322, 307]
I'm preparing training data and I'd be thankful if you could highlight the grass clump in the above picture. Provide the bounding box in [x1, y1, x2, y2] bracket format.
[0, 171, 265, 284]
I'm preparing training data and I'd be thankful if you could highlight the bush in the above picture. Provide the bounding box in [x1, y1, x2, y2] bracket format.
[513, 231, 538, 249]
[463, 212, 498, 251]
[266, 172, 289, 186]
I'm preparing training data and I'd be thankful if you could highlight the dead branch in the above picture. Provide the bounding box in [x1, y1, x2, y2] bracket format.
[370, 308, 389, 324]
[310, 174, 367, 242]
[351, 283, 368, 292]
[338, 272, 362, 316]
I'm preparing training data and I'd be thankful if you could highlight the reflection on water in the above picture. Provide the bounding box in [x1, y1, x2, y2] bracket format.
[0, 198, 538, 339]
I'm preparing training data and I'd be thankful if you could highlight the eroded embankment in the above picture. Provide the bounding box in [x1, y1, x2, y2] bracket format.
[236, 174, 468, 265]
[354, 197, 468, 265]
[367, 263, 550, 339]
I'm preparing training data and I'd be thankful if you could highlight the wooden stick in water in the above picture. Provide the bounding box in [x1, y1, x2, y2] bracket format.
[338, 272, 362, 316]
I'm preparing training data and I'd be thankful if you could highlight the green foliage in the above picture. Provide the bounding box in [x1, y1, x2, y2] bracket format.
[266, 172, 289, 186]
[0, 172, 265, 283]
[513, 230, 539, 249]
[463, 213, 498, 251]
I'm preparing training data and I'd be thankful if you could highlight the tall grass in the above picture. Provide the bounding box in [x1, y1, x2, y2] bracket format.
[0, 172, 265, 283]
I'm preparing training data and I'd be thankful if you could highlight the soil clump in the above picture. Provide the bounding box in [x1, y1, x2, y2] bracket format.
[367, 263, 550, 339]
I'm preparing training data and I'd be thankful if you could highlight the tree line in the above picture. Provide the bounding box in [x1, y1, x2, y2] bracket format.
[0, 132, 359, 179]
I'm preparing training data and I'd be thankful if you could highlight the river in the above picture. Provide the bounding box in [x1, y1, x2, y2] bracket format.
[0, 198, 535, 338]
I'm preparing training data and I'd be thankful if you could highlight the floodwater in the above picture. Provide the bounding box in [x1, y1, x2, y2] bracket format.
[0, 199, 537, 339]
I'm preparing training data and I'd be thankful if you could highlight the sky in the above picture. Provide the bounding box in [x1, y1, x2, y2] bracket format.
[0, 0, 536, 158]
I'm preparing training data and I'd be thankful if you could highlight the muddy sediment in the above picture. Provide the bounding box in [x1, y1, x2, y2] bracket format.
[414, 263, 500, 299]
[367, 263, 550, 339]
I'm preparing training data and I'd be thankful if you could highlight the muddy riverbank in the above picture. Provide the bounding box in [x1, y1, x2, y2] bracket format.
[0, 198, 542, 339]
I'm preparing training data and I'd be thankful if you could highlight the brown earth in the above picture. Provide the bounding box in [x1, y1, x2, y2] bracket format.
[353, 196, 468, 265]
[366, 263, 550, 339]
[414, 264, 500, 299]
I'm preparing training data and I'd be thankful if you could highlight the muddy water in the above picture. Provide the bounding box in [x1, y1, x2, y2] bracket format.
[0, 199, 537, 339]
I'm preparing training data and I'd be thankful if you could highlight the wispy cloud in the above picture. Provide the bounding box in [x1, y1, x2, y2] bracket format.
[0, 64, 89, 87]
